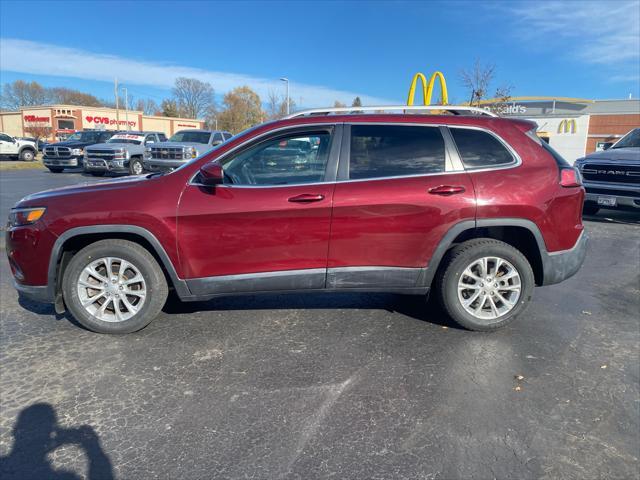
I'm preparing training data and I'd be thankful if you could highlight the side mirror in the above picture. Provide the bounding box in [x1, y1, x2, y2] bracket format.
[199, 162, 224, 186]
[212, 140, 223, 146]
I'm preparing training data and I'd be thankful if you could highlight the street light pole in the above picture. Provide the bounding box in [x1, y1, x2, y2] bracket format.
[121, 87, 129, 131]
[279, 77, 289, 115]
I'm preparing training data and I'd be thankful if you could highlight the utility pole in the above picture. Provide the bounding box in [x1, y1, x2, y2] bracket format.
[122, 86, 129, 131]
[280, 77, 290, 115]
[114, 78, 120, 127]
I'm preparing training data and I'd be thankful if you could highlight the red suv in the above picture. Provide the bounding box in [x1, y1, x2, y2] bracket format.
[6, 106, 587, 334]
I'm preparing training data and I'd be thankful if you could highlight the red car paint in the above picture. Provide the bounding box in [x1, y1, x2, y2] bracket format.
[7, 114, 585, 299]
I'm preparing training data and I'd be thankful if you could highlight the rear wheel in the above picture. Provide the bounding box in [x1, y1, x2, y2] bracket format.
[48, 167, 64, 173]
[437, 239, 534, 331]
[62, 239, 168, 334]
[583, 202, 600, 216]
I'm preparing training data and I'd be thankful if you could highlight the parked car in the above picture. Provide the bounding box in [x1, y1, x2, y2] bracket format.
[7, 105, 587, 334]
[84, 131, 167, 176]
[43, 130, 118, 173]
[143, 129, 232, 172]
[574, 128, 640, 215]
[0, 133, 37, 161]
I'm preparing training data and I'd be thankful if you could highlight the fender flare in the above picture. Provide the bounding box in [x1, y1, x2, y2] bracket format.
[417, 218, 550, 287]
[47, 225, 191, 301]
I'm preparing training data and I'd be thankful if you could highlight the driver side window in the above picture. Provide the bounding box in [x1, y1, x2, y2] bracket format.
[223, 131, 331, 186]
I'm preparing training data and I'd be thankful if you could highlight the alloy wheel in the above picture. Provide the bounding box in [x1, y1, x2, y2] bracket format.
[457, 256, 521, 321]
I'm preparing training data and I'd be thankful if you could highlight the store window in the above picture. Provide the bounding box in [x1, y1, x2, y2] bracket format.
[57, 119, 75, 130]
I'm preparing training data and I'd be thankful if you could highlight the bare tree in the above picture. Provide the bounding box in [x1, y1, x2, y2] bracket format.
[24, 122, 52, 141]
[172, 77, 214, 119]
[135, 99, 160, 115]
[1, 80, 49, 110]
[161, 99, 180, 117]
[460, 60, 496, 107]
[333, 100, 347, 108]
[48, 87, 103, 107]
[266, 90, 296, 120]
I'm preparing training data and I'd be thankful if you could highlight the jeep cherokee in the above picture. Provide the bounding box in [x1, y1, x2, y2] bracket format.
[6, 105, 588, 334]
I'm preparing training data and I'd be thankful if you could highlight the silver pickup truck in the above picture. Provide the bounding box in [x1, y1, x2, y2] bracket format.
[143, 129, 232, 172]
[84, 131, 167, 176]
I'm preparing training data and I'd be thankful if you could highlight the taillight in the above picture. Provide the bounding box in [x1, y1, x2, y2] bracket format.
[560, 167, 582, 188]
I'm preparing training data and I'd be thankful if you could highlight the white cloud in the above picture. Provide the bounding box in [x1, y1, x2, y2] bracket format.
[507, 0, 640, 66]
[0, 38, 397, 106]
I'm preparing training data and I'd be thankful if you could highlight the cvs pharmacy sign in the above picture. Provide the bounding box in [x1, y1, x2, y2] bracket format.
[85, 115, 136, 128]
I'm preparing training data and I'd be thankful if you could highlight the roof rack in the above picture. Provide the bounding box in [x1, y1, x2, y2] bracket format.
[285, 105, 498, 119]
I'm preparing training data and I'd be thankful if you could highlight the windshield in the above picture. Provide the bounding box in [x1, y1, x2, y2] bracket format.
[107, 134, 144, 145]
[168, 131, 211, 144]
[64, 131, 102, 143]
[612, 128, 640, 149]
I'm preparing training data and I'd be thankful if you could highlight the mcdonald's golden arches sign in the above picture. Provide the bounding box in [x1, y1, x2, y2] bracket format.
[557, 119, 577, 134]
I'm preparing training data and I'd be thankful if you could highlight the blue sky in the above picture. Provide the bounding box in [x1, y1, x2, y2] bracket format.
[1, 0, 639, 108]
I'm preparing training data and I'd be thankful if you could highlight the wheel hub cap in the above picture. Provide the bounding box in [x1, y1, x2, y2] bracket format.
[77, 256, 146, 322]
[457, 256, 521, 322]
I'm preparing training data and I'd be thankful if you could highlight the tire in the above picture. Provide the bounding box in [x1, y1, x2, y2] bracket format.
[48, 167, 64, 173]
[62, 239, 168, 334]
[436, 238, 535, 332]
[19, 149, 35, 162]
[129, 157, 144, 175]
[583, 202, 600, 216]
[89, 172, 105, 177]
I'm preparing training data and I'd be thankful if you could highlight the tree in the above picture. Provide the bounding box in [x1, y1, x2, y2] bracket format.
[161, 99, 180, 117]
[135, 99, 160, 115]
[459, 59, 513, 109]
[265, 90, 296, 120]
[351, 97, 362, 107]
[333, 100, 347, 108]
[1, 80, 48, 110]
[218, 86, 263, 133]
[24, 122, 52, 141]
[47, 87, 103, 107]
[172, 77, 214, 119]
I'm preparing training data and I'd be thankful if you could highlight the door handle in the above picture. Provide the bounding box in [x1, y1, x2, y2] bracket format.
[428, 185, 466, 196]
[288, 193, 325, 203]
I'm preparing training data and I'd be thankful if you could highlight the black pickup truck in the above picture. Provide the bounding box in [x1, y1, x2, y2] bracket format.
[43, 130, 119, 173]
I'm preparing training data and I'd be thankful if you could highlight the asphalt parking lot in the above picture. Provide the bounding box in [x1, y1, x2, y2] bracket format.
[0, 168, 638, 480]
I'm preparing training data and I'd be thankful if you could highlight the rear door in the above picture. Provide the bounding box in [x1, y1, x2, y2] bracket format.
[327, 123, 476, 290]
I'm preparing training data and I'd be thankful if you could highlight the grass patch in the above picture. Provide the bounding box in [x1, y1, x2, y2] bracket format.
[0, 156, 46, 171]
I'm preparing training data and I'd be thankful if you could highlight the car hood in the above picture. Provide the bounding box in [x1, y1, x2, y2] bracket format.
[17, 139, 36, 147]
[151, 141, 209, 149]
[46, 140, 94, 149]
[580, 147, 640, 163]
[19, 175, 148, 205]
[86, 142, 137, 150]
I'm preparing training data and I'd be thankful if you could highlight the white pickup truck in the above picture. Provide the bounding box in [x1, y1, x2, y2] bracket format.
[0, 132, 37, 161]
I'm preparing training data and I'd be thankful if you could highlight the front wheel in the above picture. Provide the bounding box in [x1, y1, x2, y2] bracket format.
[62, 239, 168, 333]
[129, 157, 144, 175]
[436, 239, 535, 331]
[19, 149, 35, 162]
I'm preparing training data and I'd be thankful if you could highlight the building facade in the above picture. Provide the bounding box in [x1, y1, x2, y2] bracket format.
[0, 105, 205, 141]
[480, 97, 640, 163]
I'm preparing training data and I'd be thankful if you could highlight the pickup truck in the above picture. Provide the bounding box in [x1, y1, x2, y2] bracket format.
[143, 129, 232, 172]
[0, 132, 37, 161]
[84, 131, 167, 176]
[575, 128, 640, 214]
[43, 130, 118, 173]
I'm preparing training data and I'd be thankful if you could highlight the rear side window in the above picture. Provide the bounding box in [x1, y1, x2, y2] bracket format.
[450, 128, 515, 169]
[349, 125, 445, 180]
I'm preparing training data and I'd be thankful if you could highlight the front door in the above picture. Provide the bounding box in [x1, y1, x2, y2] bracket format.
[0, 133, 15, 155]
[176, 126, 341, 296]
[327, 123, 476, 289]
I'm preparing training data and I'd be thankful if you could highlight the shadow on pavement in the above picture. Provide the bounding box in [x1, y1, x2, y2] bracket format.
[0, 403, 113, 480]
[583, 209, 640, 226]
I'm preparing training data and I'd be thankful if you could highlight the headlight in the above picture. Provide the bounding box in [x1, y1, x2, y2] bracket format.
[184, 147, 198, 159]
[71, 148, 84, 156]
[9, 207, 46, 227]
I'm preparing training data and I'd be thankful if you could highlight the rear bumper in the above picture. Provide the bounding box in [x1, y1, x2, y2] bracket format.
[13, 280, 51, 303]
[541, 231, 588, 286]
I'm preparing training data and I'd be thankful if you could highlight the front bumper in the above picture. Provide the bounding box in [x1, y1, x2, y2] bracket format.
[144, 159, 186, 172]
[43, 156, 82, 167]
[84, 158, 129, 173]
[583, 181, 640, 210]
[542, 231, 589, 286]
